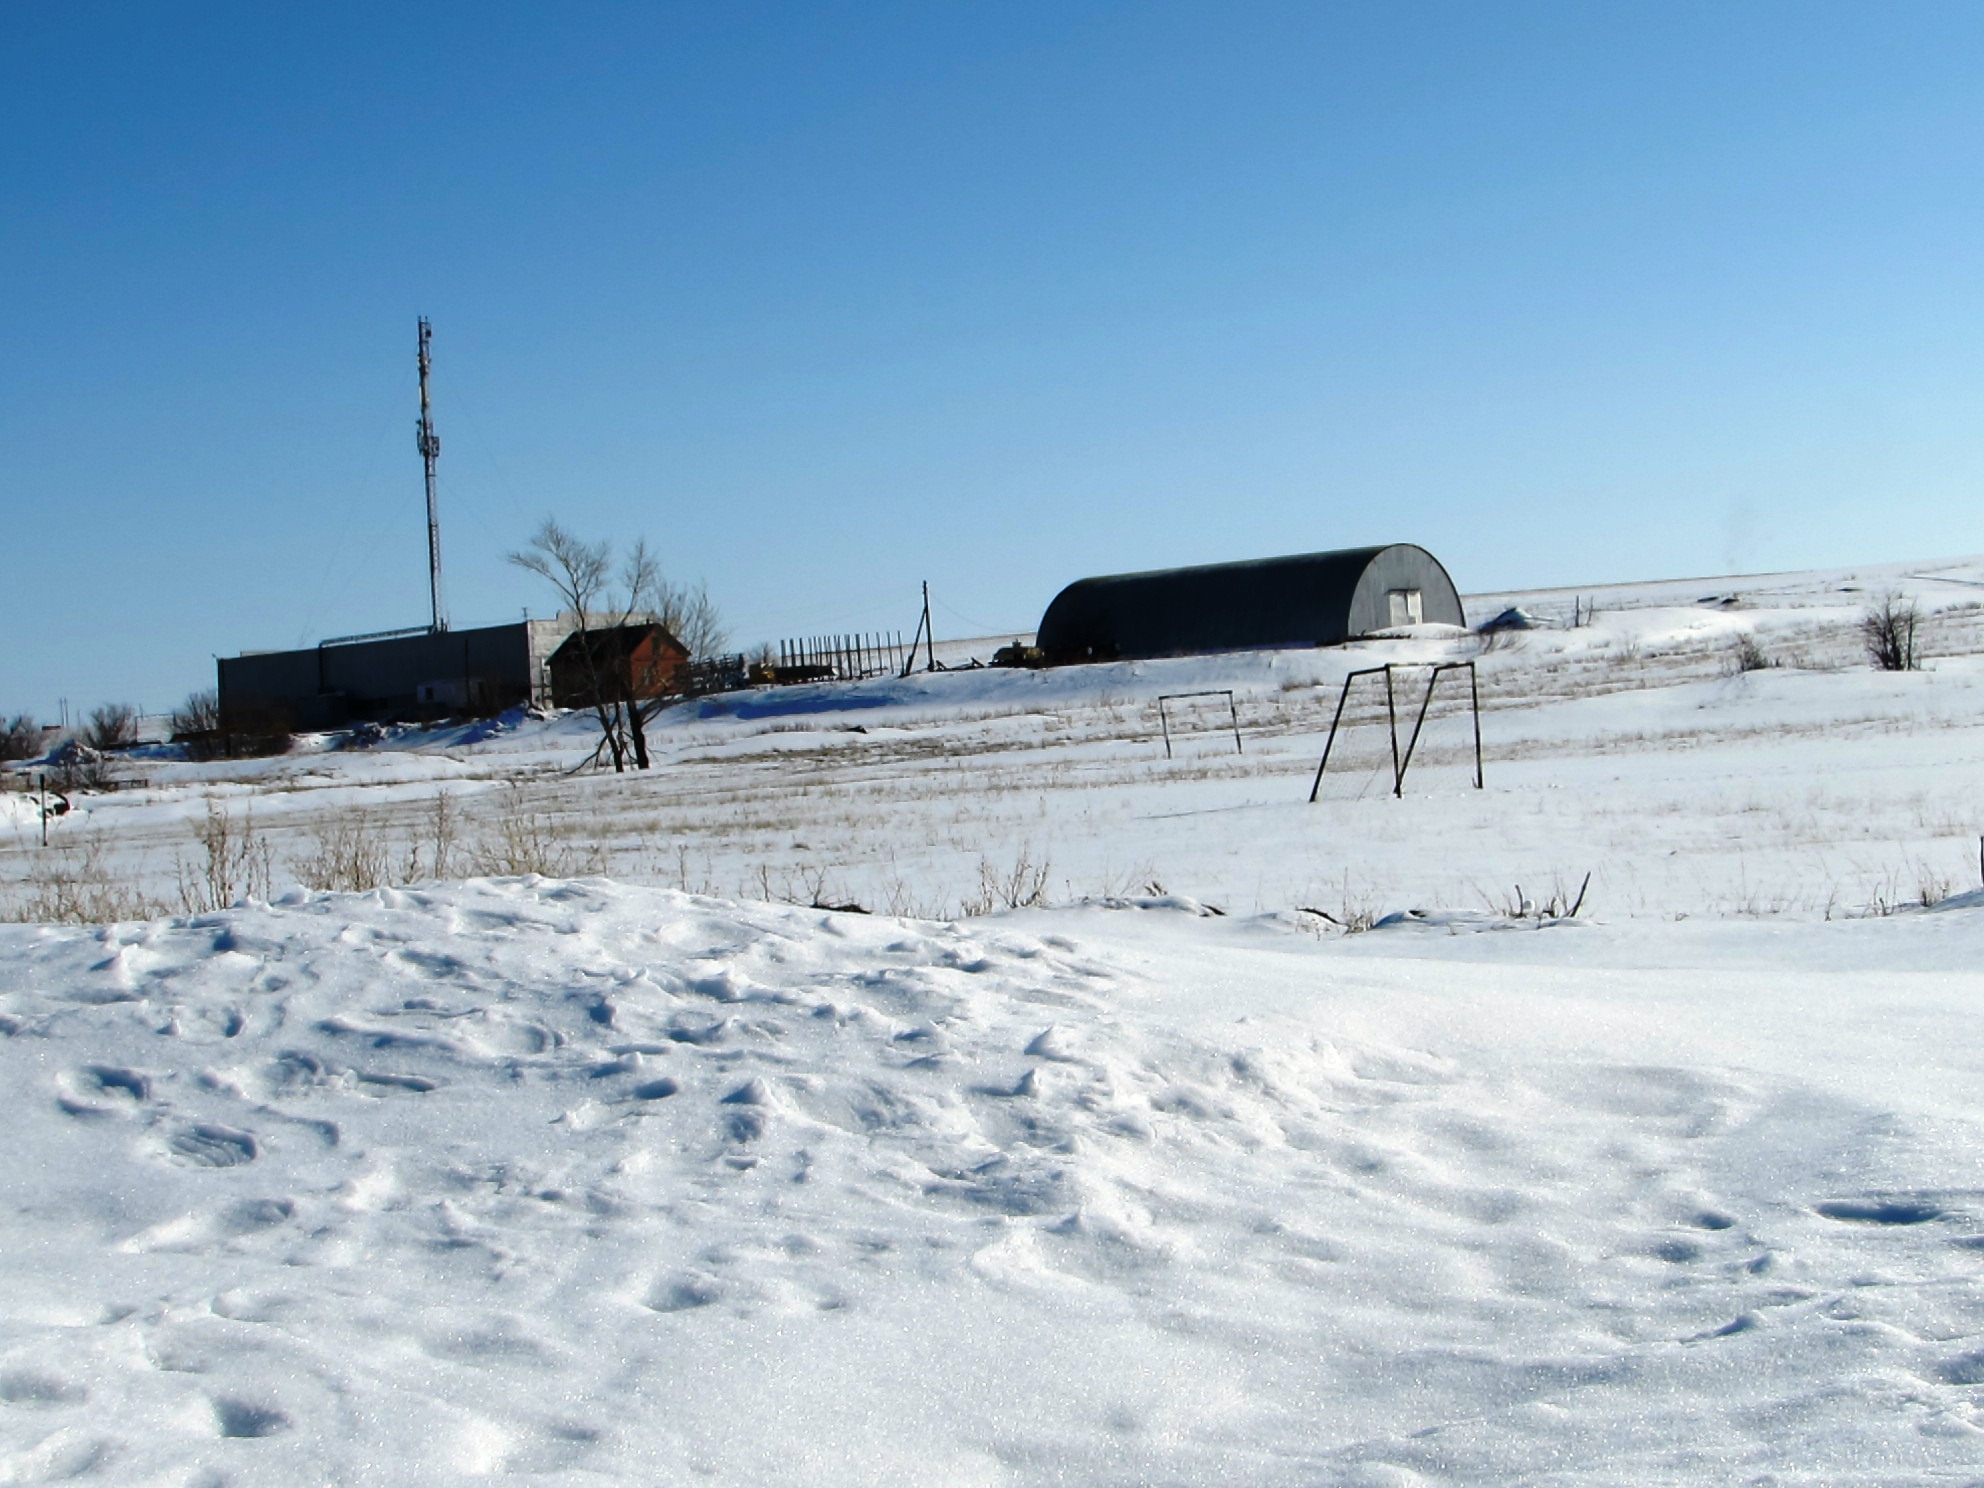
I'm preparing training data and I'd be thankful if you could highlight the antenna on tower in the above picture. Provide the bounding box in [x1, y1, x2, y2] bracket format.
[416, 316, 447, 633]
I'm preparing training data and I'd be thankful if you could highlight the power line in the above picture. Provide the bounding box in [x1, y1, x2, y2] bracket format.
[935, 597, 1018, 634]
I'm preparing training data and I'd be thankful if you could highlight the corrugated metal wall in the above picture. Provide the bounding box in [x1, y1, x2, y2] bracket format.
[218, 621, 561, 728]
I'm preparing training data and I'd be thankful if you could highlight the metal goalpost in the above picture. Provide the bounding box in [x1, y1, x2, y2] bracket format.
[1156, 690, 1243, 759]
[1307, 660, 1481, 802]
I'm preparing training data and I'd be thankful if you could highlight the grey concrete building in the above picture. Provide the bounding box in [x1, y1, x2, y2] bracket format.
[1035, 544, 1465, 663]
[218, 618, 582, 732]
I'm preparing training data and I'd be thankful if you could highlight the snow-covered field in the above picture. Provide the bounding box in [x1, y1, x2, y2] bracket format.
[5, 555, 1984, 1482]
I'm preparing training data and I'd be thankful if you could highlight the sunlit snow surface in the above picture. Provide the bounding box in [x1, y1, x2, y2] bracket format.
[4, 879, 1984, 1483]
[32, 552, 1984, 926]
[9, 556, 1984, 1481]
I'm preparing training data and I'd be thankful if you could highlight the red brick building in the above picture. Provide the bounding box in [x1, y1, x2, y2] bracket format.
[546, 623, 689, 708]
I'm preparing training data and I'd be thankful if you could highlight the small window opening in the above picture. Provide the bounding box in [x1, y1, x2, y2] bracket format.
[1387, 589, 1424, 627]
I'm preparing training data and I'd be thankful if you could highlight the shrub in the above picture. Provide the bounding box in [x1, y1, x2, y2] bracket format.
[175, 803, 274, 913]
[1, 832, 167, 925]
[294, 810, 394, 894]
[960, 846, 1051, 915]
[82, 703, 138, 752]
[170, 689, 223, 760]
[0, 715, 38, 762]
[47, 741, 113, 793]
[216, 701, 295, 759]
[464, 786, 604, 878]
[406, 790, 460, 882]
[1731, 633, 1771, 673]
[1863, 593, 1920, 672]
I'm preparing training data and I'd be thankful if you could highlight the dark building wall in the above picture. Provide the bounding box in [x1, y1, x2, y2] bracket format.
[218, 650, 328, 725]
[1035, 544, 1464, 662]
[218, 622, 547, 729]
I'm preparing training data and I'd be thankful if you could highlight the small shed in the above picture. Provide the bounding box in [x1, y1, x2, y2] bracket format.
[1036, 544, 1464, 663]
[547, 623, 689, 708]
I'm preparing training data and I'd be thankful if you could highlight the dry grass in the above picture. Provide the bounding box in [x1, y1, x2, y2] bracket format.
[4, 831, 168, 924]
[5, 595, 1982, 928]
[175, 804, 274, 914]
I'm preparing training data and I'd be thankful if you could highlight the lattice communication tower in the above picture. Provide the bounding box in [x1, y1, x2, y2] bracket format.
[416, 317, 447, 634]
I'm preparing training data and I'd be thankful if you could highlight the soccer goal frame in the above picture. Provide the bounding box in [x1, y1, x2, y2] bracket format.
[1307, 660, 1482, 803]
[1156, 690, 1243, 759]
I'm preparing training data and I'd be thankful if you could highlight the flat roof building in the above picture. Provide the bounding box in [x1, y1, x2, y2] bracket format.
[218, 617, 589, 733]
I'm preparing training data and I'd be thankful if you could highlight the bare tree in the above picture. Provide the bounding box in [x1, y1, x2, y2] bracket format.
[653, 576, 727, 660]
[510, 519, 726, 773]
[0, 715, 38, 762]
[510, 518, 614, 618]
[82, 703, 137, 752]
[170, 689, 223, 761]
[1863, 593, 1920, 672]
[615, 541, 665, 770]
[509, 519, 633, 771]
[620, 553, 728, 770]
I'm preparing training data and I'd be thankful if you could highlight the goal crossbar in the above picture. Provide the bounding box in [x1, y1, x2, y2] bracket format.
[1157, 690, 1242, 760]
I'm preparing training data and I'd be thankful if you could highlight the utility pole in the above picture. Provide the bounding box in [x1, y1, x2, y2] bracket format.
[416, 317, 447, 633]
[900, 580, 939, 677]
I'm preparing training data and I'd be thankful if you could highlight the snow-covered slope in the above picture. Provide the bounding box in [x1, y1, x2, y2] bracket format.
[4, 877, 1983, 1482]
[15, 552, 1984, 926]
[8, 555, 1984, 1480]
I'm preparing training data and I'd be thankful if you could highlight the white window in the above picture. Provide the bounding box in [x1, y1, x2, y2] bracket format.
[1387, 589, 1423, 627]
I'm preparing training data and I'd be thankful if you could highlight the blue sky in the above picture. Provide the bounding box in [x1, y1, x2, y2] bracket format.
[5, 1, 1983, 717]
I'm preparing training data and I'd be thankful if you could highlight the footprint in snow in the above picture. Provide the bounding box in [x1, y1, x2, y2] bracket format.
[1648, 1236, 1707, 1264]
[164, 1123, 259, 1168]
[0, 1371, 88, 1407]
[212, 1398, 290, 1438]
[259, 1050, 334, 1098]
[124, 1198, 293, 1254]
[1815, 1197, 1945, 1225]
[1931, 1349, 1984, 1386]
[55, 1065, 151, 1117]
[1684, 1313, 1761, 1343]
[719, 1078, 774, 1142]
[356, 1071, 441, 1094]
[1025, 1026, 1080, 1061]
[645, 1275, 724, 1313]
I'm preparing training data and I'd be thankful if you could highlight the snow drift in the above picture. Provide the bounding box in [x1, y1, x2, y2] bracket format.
[3, 877, 1982, 1482]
